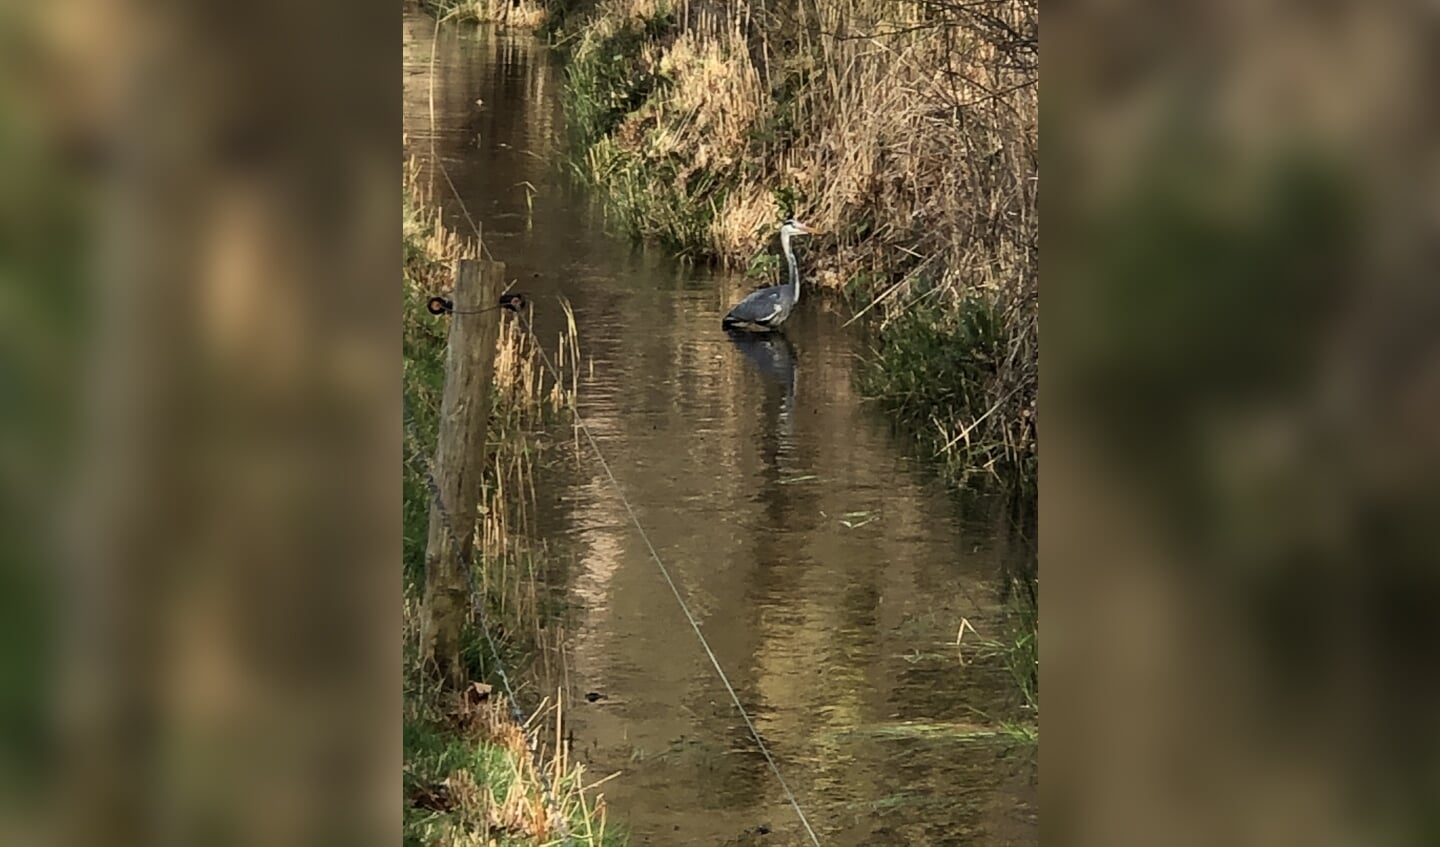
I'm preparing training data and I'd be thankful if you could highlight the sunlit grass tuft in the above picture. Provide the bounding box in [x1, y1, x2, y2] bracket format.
[404, 684, 626, 846]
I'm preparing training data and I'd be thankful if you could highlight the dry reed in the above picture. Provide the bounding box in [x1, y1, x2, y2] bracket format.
[404, 678, 621, 845]
[565, 0, 1038, 485]
[404, 155, 611, 844]
[403, 151, 583, 625]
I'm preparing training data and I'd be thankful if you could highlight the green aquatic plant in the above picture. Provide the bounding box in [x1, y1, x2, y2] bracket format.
[859, 293, 1035, 489]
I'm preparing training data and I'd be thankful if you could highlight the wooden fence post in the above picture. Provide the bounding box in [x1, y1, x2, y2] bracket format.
[421, 257, 504, 688]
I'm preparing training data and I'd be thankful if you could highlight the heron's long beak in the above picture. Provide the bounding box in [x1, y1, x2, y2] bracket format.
[797, 222, 821, 235]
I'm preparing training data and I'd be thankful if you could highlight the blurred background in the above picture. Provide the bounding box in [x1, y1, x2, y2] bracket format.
[0, 0, 1436, 845]
[0, 1, 399, 845]
[1045, 1, 1440, 845]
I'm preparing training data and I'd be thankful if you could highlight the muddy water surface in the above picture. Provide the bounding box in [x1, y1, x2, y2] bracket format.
[404, 12, 1037, 845]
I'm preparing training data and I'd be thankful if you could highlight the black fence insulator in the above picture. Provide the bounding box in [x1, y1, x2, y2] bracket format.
[426, 293, 528, 316]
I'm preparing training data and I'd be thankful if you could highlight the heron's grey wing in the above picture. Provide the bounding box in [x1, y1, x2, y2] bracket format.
[727, 286, 785, 323]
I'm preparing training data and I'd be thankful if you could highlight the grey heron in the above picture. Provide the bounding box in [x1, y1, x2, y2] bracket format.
[721, 218, 817, 332]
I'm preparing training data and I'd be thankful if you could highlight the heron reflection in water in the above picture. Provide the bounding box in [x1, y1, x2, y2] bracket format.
[726, 329, 799, 456]
[726, 331, 797, 395]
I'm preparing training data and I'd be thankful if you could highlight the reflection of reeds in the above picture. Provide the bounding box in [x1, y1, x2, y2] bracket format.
[423, 0, 551, 29]
[825, 720, 1035, 745]
[403, 157, 612, 845]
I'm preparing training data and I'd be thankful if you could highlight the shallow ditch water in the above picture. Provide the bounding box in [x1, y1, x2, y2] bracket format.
[403, 11, 1037, 845]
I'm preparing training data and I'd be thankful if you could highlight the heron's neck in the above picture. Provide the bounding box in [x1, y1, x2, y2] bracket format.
[782, 230, 800, 302]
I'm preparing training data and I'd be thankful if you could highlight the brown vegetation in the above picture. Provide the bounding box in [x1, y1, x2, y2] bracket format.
[566, 0, 1038, 486]
[403, 158, 615, 845]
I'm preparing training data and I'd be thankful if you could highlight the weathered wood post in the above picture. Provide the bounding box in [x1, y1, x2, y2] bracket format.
[421, 257, 504, 688]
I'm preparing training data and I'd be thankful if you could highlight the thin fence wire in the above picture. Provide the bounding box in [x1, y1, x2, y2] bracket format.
[416, 18, 572, 842]
[513, 308, 825, 847]
[402, 390, 577, 845]
[417, 14, 824, 843]
[412, 288, 826, 846]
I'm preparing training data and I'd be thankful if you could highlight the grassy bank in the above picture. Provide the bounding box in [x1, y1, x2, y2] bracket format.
[558, 0, 1037, 490]
[402, 160, 620, 846]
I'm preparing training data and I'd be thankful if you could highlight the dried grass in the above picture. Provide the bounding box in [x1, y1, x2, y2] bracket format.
[404, 157, 612, 844]
[403, 150, 585, 618]
[566, 0, 1038, 484]
[405, 678, 620, 845]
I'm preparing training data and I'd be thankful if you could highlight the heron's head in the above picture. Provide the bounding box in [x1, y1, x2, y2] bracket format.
[781, 217, 817, 238]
